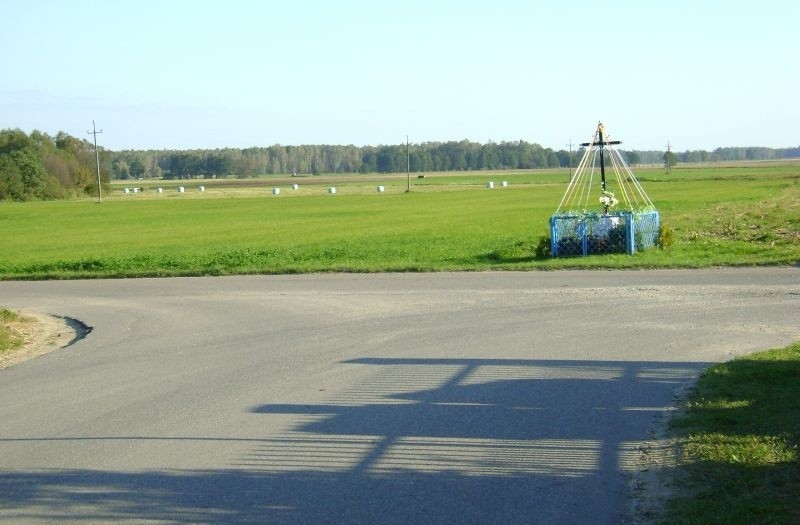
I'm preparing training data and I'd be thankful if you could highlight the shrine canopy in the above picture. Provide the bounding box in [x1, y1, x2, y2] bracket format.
[555, 122, 655, 215]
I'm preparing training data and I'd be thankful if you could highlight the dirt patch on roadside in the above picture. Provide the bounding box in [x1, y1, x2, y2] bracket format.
[0, 310, 88, 370]
[626, 427, 681, 523]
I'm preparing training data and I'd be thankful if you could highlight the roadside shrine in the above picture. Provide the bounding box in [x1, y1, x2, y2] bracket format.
[550, 122, 659, 256]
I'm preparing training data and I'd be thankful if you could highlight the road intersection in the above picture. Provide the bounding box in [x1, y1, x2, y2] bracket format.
[1, 269, 798, 523]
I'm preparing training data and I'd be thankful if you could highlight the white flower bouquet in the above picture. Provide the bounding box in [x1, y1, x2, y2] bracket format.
[599, 191, 619, 210]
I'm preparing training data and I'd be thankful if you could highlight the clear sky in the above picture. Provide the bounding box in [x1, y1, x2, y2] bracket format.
[1, 0, 796, 151]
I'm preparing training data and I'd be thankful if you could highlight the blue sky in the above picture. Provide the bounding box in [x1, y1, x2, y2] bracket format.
[1, 0, 796, 151]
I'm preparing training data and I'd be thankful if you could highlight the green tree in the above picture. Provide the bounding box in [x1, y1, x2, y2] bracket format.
[128, 158, 146, 179]
[0, 129, 33, 155]
[112, 159, 130, 179]
[0, 155, 25, 200]
[0, 149, 49, 200]
[359, 150, 377, 173]
[625, 151, 641, 165]
[375, 147, 390, 173]
[663, 150, 678, 172]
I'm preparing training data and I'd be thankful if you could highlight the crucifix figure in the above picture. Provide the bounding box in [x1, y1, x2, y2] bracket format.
[581, 122, 621, 195]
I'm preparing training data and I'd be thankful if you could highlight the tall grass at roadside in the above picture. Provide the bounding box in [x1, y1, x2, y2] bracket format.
[0, 308, 23, 353]
[663, 343, 800, 524]
[0, 163, 797, 278]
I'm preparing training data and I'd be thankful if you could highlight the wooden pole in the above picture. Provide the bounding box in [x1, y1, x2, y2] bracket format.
[87, 120, 103, 203]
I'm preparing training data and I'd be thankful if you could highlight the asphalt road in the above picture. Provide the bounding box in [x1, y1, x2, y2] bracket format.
[1, 269, 798, 524]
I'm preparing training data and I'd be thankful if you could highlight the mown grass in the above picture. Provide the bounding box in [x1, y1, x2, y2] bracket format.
[0, 163, 798, 279]
[663, 342, 800, 524]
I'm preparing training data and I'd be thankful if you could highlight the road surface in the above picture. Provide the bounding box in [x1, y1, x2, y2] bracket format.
[1, 269, 798, 524]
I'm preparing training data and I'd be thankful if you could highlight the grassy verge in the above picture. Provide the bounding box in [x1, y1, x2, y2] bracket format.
[0, 163, 797, 279]
[0, 308, 23, 353]
[663, 342, 800, 524]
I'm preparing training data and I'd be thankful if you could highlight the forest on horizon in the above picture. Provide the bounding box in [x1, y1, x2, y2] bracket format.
[103, 139, 800, 181]
[2, 127, 799, 201]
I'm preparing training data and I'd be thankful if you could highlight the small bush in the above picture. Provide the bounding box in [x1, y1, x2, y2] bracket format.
[0, 308, 22, 352]
[0, 308, 19, 322]
[606, 224, 627, 253]
[658, 224, 675, 249]
[586, 225, 627, 255]
[534, 235, 551, 259]
[557, 236, 582, 257]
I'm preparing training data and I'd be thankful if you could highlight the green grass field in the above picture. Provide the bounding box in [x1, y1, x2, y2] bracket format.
[1, 162, 799, 520]
[663, 342, 800, 524]
[1, 162, 798, 279]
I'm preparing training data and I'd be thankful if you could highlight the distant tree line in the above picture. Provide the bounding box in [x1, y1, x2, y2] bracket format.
[111, 142, 800, 180]
[0, 129, 108, 201]
[2, 128, 799, 201]
[676, 146, 800, 163]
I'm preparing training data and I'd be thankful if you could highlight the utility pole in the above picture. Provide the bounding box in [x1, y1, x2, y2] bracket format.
[406, 135, 411, 193]
[87, 120, 103, 203]
[566, 139, 574, 182]
[665, 141, 672, 174]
